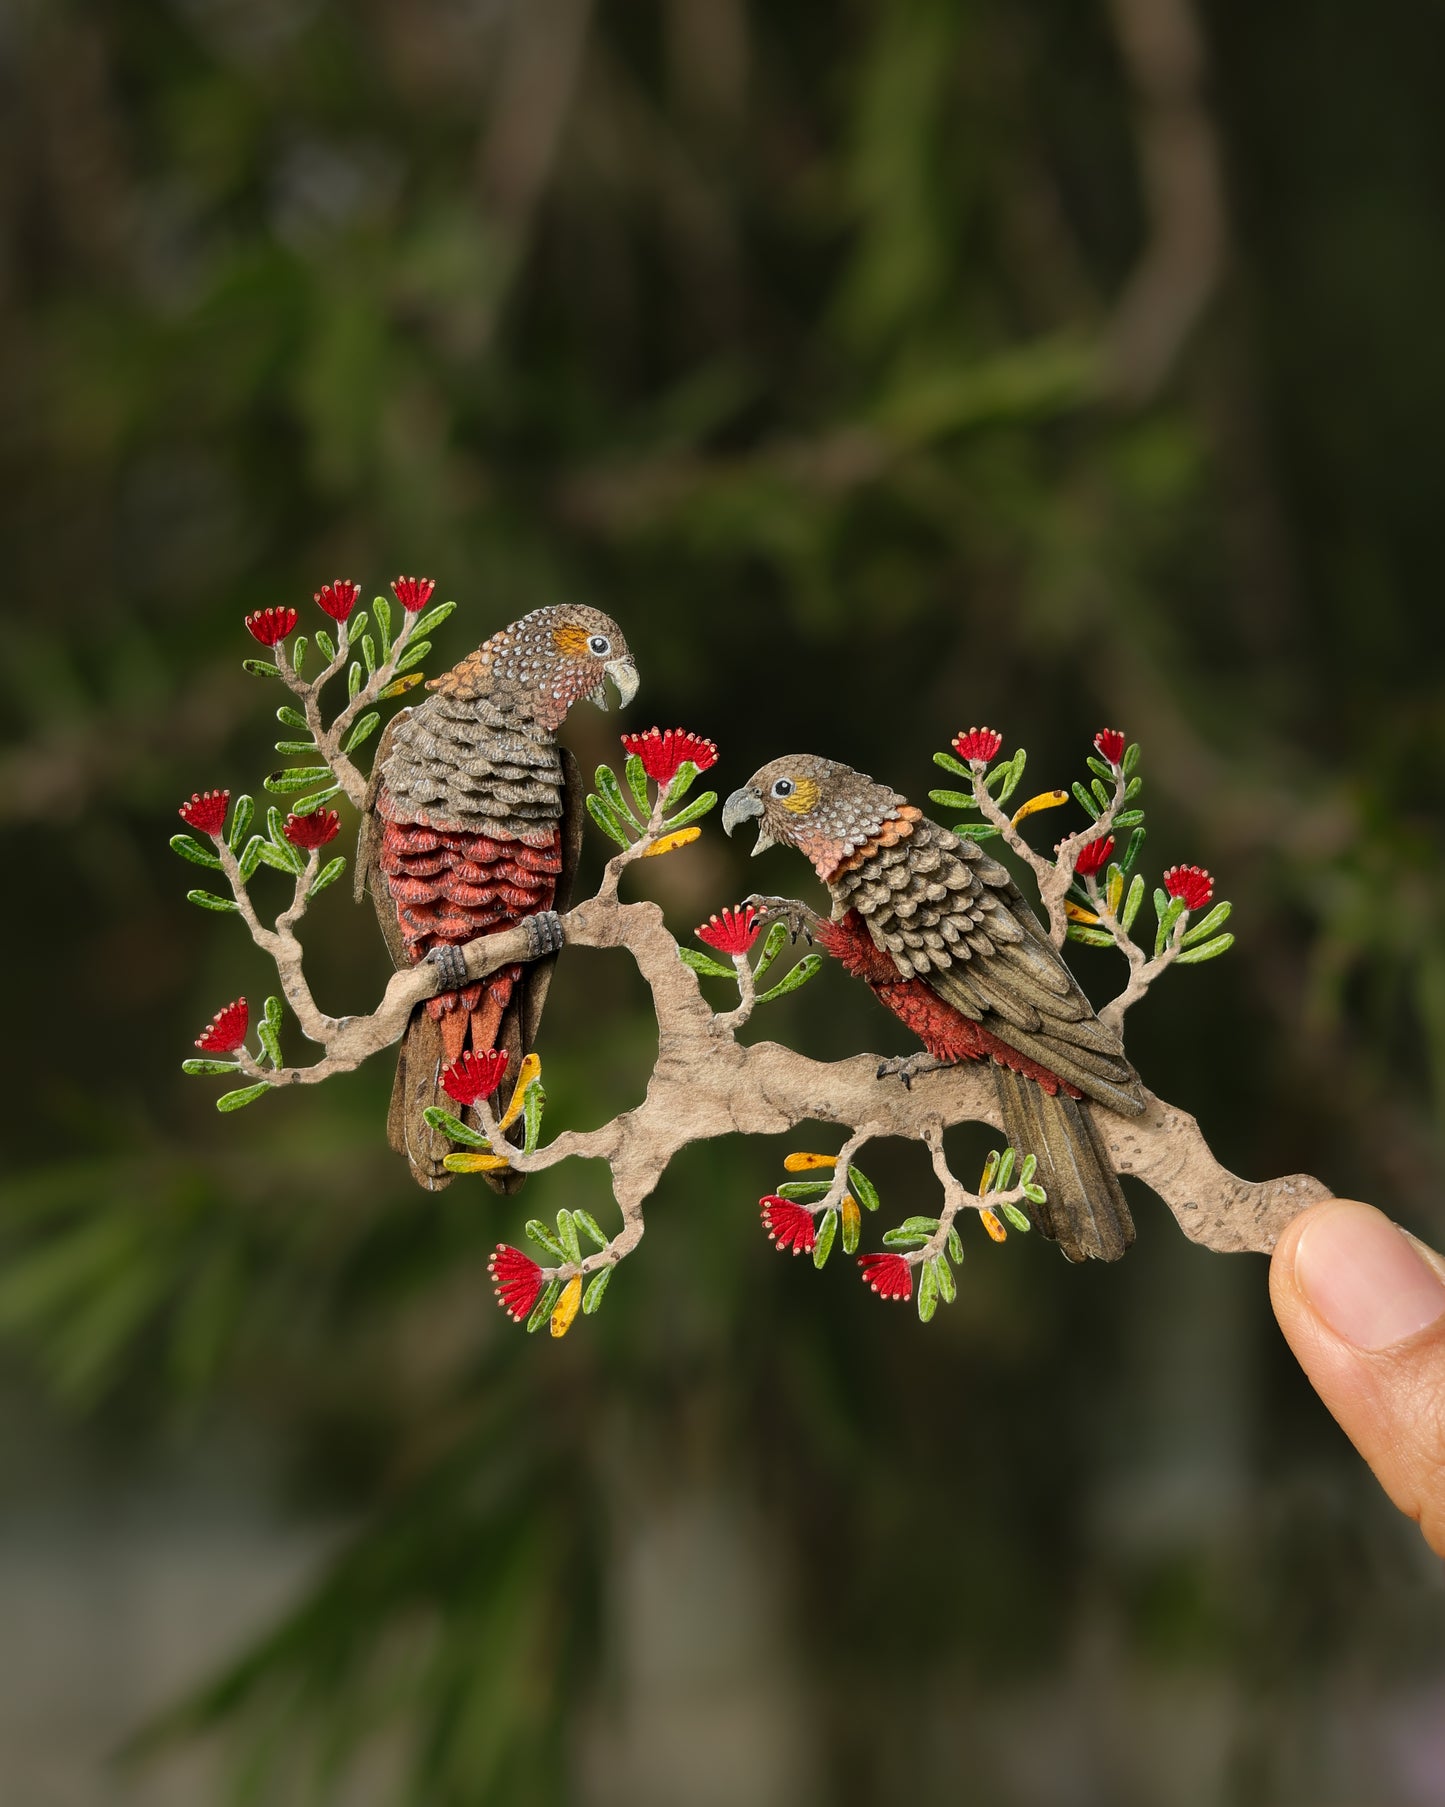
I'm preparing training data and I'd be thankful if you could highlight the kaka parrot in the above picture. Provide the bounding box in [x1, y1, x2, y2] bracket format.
[722, 755, 1146, 1261]
[357, 605, 638, 1192]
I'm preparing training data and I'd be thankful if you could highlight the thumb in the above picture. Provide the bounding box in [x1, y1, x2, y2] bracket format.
[1270, 1199, 1445, 1557]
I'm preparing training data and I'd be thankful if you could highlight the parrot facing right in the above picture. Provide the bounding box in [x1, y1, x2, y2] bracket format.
[722, 754, 1146, 1262]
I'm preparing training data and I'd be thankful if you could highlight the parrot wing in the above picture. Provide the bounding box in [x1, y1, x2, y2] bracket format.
[355, 709, 413, 971]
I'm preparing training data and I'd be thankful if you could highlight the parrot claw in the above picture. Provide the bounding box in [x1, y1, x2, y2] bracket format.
[875, 1052, 946, 1090]
[742, 895, 814, 944]
[426, 943, 469, 991]
[524, 910, 565, 959]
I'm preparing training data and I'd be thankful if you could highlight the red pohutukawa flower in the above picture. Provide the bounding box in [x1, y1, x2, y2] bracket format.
[1164, 865, 1214, 912]
[1073, 834, 1115, 879]
[178, 789, 230, 836]
[489, 1244, 544, 1323]
[620, 727, 718, 785]
[315, 579, 360, 622]
[858, 1251, 913, 1301]
[953, 726, 1003, 766]
[442, 1048, 509, 1107]
[391, 575, 435, 613]
[245, 606, 298, 646]
[759, 1195, 817, 1256]
[1094, 728, 1127, 767]
[696, 905, 760, 956]
[196, 998, 249, 1053]
[282, 809, 341, 850]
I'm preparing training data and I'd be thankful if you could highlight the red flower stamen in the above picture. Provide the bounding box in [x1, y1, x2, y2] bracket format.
[442, 1049, 509, 1107]
[857, 1251, 913, 1300]
[178, 789, 230, 836]
[620, 727, 718, 785]
[315, 579, 360, 622]
[391, 575, 435, 614]
[282, 810, 340, 851]
[244, 606, 298, 646]
[759, 1195, 817, 1256]
[489, 1244, 544, 1323]
[195, 997, 249, 1053]
[1073, 834, 1115, 879]
[696, 906, 760, 957]
[1164, 865, 1214, 912]
[952, 726, 1003, 766]
[1094, 728, 1127, 767]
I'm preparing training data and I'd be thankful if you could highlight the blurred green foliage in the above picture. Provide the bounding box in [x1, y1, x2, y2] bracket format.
[2, 0, 1444, 1801]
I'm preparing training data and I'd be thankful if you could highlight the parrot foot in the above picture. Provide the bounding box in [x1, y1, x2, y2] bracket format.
[426, 943, 469, 991]
[875, 1052, 947, 1090]
[523, 910, 565, 959]
[742, 895, 816, 944]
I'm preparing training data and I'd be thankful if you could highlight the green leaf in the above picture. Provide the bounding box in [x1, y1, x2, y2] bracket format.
[1174, 932, 1235, 965]
[1071, 781, 1100, 820]
[1001, 1202, 1033, 1231]
[753, 920, 789, 982]
[344, 711, 381, 753]
[186, 889, 238, 913]
[932, 749, 972, 777]
[241, 658, 280, 679]
[1154, 894, 1188, 955]
[348, 660, 363, 700]
[257, 1016, 282, 1069]
[1114, 808, 1145, 828]
[525, 1220, 567, 1262]
[422, 1106, 489, 1149]
[813, 1209, 838, 1270]
[624, 753, 652, 818]
[181, 1058, 241, 1076]
[290, 634, 307, 675]
[1124, 776, 1143, 801]
[678, 947, 735, 980]
[361, 633, 377, 677]
[1123, 741, 1141, 776]
[896, 1215, 941, 1235]
[953, 822, 1002, 840]
[1120, 826, 1147, 873]
[928, 788, 977, 810]
[935, 1255, 957, 1305]
[586, 793, 630, 848]
[238, 837, 266, 880]
[276, 706, 308, 729]
[994, 748, 1027, 804]
[1120, 873, 1146, 933]
[841, 1202, 861, 1254]
[776, 1179, 834, 1200]
[527, 1279, 562, 1334]
[372, 593, 392, 654]
[995, 1148, 1016, 1190]
[217, 1083, 268, 1111]
[917, 1259, 938, 1323]
[755, 953, 822, 1003]
[659, 762, 699, 813]
[524, 1082, 546, 1155]
[408, 600, 456, 640]
[595, 764, 641, 828]
[582, 1266, 613, 1315]
[1022, 1184, 1046, 1206]
[170, 833, 222, 869]
[573, 1210, 608, 1251]
[273, 739, 318, 755]
[1066, 924, 1116, 947]
[662, 790, 717, 832]
[265, 766, 333, 794]
[1091, 776, 1111, 809]
[1181, 900, 1232, 946]
[393, 638, 431, 674]
[1019, 1153, 1037, 1185]
[882, 1229, 930, 1250]
[290, 784, 342, 816]
[307, 856, 346, 899]
[264, 995, 283, 1028]
[847, 1165, 881, 1213]
[1086, 756, 1115, 782]
[227, 795, 254, 851]
[947, 1225, 965, 1264]
[557, 1211, 581, 1265]
[314, 628, 337, 663]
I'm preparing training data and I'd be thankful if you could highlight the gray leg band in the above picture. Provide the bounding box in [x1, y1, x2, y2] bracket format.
[524, 910, 565, 959]
[427, 944, 469, 990]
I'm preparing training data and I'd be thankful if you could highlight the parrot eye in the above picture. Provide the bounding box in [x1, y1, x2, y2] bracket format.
[771, 778, 794, 798]
[588, 634, 611, 657]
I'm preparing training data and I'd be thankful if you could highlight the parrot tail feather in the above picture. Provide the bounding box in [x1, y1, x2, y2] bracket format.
[992, 1066, 1134, 1262]
[389, 1009, 456, 1193]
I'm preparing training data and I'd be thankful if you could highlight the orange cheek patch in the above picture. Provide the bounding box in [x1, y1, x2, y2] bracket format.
[552, 625, 592, 657]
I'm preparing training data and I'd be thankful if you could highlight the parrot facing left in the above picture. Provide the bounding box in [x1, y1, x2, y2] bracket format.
[357, 605, 638, 1193]
[723, 754, 1147, 1262]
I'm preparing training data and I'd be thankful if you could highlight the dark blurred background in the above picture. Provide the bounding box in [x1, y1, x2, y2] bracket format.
[3, 0, 1444, 1801]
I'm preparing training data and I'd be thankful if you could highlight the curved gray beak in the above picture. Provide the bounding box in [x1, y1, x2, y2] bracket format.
[604, 658, 639, 710]
[723, 786, 774, 855]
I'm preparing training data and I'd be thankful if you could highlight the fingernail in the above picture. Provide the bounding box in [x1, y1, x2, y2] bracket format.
[1294, 1203, 1445, 1351]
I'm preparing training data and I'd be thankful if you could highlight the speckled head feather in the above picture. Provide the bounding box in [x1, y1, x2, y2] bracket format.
[429, 604, 637, 732]
[724, 756, 910, 880]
